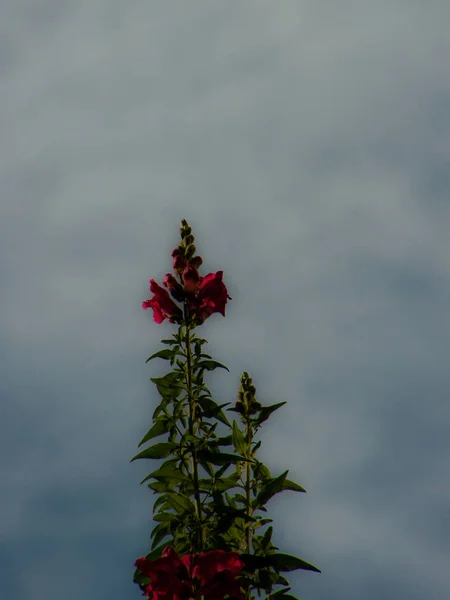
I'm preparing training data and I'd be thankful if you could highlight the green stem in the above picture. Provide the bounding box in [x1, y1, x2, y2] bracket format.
[244, 416, 254, 600]
[184, 302, 204, 551]
[245, 417, 252, 555]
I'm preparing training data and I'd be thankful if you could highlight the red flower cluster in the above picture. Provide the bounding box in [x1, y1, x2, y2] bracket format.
[135, 546, 248, 600]
[142, 247, 231, 325]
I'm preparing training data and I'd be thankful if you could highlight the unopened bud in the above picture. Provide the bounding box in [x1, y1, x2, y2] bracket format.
[243, 391, 252, 404]
[185, 244, 196, 260]
[172, 254, 187, 274]
[235, 401, 245, 414]
[248, 402, 262, 415]
[190, 255, 203, 268]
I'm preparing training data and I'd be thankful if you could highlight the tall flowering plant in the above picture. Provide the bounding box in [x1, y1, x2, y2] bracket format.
[132, 220, 320, 600]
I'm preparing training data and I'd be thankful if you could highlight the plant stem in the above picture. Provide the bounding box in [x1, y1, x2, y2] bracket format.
[244, 416, 254, 600]
[184, 304, 204, 551]
[245, 417, 252, 555]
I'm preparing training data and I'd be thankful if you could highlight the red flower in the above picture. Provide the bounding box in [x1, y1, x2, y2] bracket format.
[142, 280, 183, 324]
[143, 253, 231, 325]
[135, 548, 191, 600]
[182, 264, 201, 294]
[163, 273, 185, 302]
[183, 549, 248, 600]
[190, 271, 232, 323]
[135, 547, 248, 600]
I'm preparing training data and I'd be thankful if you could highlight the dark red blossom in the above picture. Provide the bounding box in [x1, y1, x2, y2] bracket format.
[189, 271, 232, 323]
[143, 243, 231, 324]
[136, 546, 191, 600]
[135, 546, 248, 600]
[163, 273, 185, 302]
[142, 280, 183, 324]
[182, 264, 201, 294]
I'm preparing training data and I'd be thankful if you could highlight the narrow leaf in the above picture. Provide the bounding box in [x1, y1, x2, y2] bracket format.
[165, 494, 195, 514]
[196, 359, 229, 372]
[262, 525, 273, 548]
[140, 466, 190, 485]
[283, 479, 307, 493]
[199, 450, 252, 466]
[138, 420, 170, 448]
[153, 512, 179, 522]
[255, 402, 287, 425]
[232, 420, 247, 456]
[269, 586, 292, 599]
[266, 553, 321, 573]
[197, 397, 231, 426]
[150, 373, 183, 389]
[255, 471, 289, 506]
[130, 442, 178, 462]
[146, 349, 175, 363]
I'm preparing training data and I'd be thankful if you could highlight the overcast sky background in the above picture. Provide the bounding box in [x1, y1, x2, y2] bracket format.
[2, 2, 450, 599]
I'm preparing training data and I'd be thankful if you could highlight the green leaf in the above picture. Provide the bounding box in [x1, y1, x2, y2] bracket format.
[283, 479, 307, 493]
[199, 450, 251, 466]
[165, 494, 195, 514]
[140, 466, 190, 485]
[214, 435, 233, 447]
[146, 349, 176, 363]
[254, 402, 287, 426]
[268, 586, 292, 599]
[153, 512, 179, 522]
[201, 461, 215, 477]
[138, 420, 170, 447]
[151, 373, 184, 389]
[196, 360, 229, 372]
[148, 481, 173, 493]
[215, 477, 241, 492]
[150, 522, 171, 549]
[131, 442, 178, 462]
[262, 525, 273, 549]
[255, 471, 289, 507]
[252, 440, 262, 455]
[232, 420, 247, 456]
[266, 553, 321, 573]
[153, 495, 168, 514]
[216, 463, 233, 478]
[252, 461, 271, 481]
[197, 396, 231, 426]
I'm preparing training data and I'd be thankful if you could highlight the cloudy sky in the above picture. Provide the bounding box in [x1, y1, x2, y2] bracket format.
[2, 1, 450, 599]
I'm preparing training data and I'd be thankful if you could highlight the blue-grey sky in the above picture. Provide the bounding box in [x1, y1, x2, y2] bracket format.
[2, 2, 450, 599]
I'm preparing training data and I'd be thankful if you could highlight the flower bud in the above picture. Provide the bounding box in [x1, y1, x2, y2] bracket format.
[243, 391, 253, 404]
[248, 402, 262, 415]
[235, 401, 245, 415]
[185, 244, 196, 260]
[171, 248, 187, 274]
[190, 255, 203, 268]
